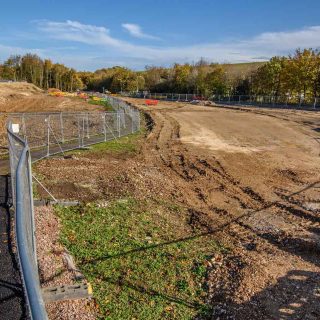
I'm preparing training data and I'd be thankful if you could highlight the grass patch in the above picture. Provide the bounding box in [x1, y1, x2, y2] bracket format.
[90, 131, 140, 154]
[0, 154, 9, 161]
[55, 199, 227, 319]
[64, 131, 143, 157]
[88, 98, 114, 112]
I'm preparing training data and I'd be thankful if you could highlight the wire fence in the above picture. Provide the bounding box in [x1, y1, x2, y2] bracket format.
[211, 95, 320, 109]
[8, 110, 139, 161]
[6, 95, 140, 319]
[125, 92, 320, 110]
[8, 123, 48, 320]
[7, 95, 140, 160]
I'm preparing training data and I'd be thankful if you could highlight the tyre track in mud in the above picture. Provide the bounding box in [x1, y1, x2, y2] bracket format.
[144, 106, 320, 239]
[138, 103, 320, 319]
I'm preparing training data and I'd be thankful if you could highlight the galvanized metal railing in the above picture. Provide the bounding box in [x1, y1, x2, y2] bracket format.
[8, 123, 48, 320]
[6, 96, 140, 319]
[6, 107, 140, 160]
[125, 92, 320, 110]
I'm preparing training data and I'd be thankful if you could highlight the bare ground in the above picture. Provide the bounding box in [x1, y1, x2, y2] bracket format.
[35, 206, 97, 320]
[0, 82, 104, 155]
[0, 82, 103, 113]
[35, 98, 320, 319]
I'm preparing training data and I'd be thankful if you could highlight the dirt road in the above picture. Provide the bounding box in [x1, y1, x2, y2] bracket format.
[122, 98, 320, 319]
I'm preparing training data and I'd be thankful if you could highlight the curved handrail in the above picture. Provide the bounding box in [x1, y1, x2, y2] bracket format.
[8, 124, 48, 320]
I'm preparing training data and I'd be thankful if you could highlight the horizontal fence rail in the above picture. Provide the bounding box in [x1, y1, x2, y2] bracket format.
[6, 96, 140, 319]
[211, 95, 320, 109]
[8, 123, 48, 320]
[6, 97, 140, 160]
[124, 92, 320, 110]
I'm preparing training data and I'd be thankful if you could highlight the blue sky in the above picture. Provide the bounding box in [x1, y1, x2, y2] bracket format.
[1, 0, 320, 70]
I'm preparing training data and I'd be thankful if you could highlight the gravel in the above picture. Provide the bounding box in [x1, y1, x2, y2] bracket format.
[35, 205, 97, 320]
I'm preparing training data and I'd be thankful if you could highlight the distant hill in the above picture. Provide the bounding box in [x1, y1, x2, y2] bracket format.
[221, 62, 266, 79]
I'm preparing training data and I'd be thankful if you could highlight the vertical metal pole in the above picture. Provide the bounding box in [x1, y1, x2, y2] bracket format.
[22, 114, 26, 138]
[82, 116, 85, 146]
[47, 116, 50, 156]
[238, 95, 241, 104]
[313, 97, 317, 109]
[78, 115, 81, 148]
[60, 112, 64, 143]
[178, 94, 180, 101]
[131, 111, 134, 134]
[103, 113, 107, 141]
[118, 112, 121, 138]
[86, 113, 90, 138]
[27, 149, 37, 265]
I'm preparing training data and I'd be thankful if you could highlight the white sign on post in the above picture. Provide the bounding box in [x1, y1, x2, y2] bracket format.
[12, 124, 20, 133]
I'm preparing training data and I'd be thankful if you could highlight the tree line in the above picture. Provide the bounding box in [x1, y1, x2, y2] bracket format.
[1, 49, 320, 99]
[0, 54, 82, 91]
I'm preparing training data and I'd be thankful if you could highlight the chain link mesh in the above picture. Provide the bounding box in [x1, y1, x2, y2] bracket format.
[6, 97, 140, 319]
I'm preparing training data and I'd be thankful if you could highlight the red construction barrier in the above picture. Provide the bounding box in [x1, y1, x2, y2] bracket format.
[145, 99, 159, 106]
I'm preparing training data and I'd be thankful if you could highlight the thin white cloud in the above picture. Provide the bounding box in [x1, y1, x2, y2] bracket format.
[11, 20, 320, 69]
[122, 23, 160, 40]
[0, 43, 44, 59]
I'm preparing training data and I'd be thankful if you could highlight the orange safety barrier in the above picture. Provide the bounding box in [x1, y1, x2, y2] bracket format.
[145, 99, 158, 106]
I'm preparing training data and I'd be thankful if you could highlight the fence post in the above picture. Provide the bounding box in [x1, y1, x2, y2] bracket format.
[238, 95, 241, 104]
[78, 115, 81, 147]
[131, 111, 134, 134]
[60, 112, 64, 143]
[118, 112, 121, 138]
[47, 115, 50, 156]
[86, 113, 90, 138]
[27, 149, 37, 263]
[82, 116, 85, 146]
[103, 113, 107, 142]
[22, 114, 26, 138]
[313, 97, 317, 109]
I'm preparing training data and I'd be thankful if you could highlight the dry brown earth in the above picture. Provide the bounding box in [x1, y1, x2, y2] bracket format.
[35, 97, 320, 319]
[0, 82, 104, 113]
[117, 98, 320, 319]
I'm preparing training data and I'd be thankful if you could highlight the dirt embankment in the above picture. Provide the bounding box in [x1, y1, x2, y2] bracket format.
[0, 82, 104, 113]
[0, 82, 105, 153]
[35, 98, 320, 319]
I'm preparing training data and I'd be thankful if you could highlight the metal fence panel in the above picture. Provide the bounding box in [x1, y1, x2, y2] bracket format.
[6, 96, 140, 319]
[8, 123, 48, 320]
[6, 109, 140, 160]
